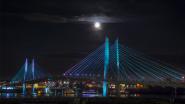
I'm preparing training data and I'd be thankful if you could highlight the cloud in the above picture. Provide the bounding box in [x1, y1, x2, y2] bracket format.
[76, 15, 124, 23]
[23, 13, 125, 23]
[24, 13, 69, 23]
[2, 12, 163, 24]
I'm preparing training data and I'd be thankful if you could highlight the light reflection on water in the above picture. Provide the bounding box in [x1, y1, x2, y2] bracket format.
[82, 93, 101, 97]
[0, 93, 141, 98]
[1, 93, 17, 98]
[0, 93, 185, 98]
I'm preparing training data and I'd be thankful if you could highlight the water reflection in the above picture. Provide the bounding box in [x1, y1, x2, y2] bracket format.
[1, 93, 17, 98]
[0, 92, 143, 98]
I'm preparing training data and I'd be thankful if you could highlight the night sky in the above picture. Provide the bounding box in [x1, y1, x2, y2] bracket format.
[0, 0, 185, 80]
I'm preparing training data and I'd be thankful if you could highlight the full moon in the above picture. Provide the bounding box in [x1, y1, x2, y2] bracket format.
[94, 22, 101, 29]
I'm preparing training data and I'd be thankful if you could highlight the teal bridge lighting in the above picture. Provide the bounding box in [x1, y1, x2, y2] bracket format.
[103, 37, 109, 97]
[64, 37, 185, 96]
[11, 58, 50, 95]
[11, 59, 50, 82]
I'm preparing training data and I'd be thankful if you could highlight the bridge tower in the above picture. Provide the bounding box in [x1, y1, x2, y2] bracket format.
[22, 58, 28, 95]
[32, 59, 36, 94]
[103, 37, 110, 97]
[115, 39, 121, 97]
[22, 58, 36, 95]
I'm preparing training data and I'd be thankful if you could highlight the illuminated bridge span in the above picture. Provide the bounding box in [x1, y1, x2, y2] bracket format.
[11, 59, 50, 82]
[64, 37, 185, 96]
[11, 59, 50, 95]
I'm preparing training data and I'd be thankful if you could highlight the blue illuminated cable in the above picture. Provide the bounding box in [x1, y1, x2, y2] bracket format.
[120, 51, 164, 82]
[125, 49, 182, 80]
[65, 44, 105, 75]
[65, 45, 105, 78]
[77, 51, 104, 76]
[70, 49, 104, 77]
[123, 45, 183, 78]
[64, 44, 104, 75]
[125, 54, 164, 81]
[120, 47, 169, 80]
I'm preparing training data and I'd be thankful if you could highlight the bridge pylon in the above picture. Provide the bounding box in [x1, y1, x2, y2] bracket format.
[103, 37, 109, 97]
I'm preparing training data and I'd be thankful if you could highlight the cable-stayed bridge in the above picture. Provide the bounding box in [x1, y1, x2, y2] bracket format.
[64, 37, 185, 96]
[3, 37, 184, 97]
[10, 59, 50, 95]
[11, 59, 50, 82]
